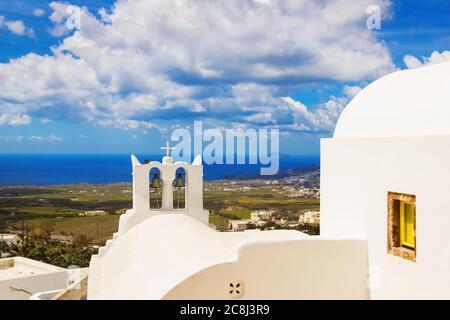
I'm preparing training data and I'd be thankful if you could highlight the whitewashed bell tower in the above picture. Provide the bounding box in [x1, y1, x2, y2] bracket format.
[117, 141, 209, 236]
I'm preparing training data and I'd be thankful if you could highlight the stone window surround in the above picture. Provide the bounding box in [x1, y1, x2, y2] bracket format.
[387, 192, 416, 263]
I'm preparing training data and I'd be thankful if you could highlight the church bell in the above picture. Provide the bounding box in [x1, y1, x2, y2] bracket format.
[174, 173, 185, 188]
[150, 173, 162, 189]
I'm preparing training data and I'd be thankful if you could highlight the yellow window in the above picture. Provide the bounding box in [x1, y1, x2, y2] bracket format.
[400, 201, 415, 249]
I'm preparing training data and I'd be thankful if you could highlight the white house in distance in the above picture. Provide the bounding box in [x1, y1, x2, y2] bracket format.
[2, 60, 450, 300]
[228, 220, 252, 231]
[298, 211, 320, 225]
[250, 210, 275, 221]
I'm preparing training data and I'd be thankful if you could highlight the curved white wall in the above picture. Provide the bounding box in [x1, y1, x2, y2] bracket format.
[164, 239, 369, 300]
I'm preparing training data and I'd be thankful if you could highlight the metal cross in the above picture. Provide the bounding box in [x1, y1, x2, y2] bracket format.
[161, 140, 174, 157]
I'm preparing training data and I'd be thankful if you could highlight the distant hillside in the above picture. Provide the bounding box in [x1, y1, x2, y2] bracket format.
[223, 165, 320, 180]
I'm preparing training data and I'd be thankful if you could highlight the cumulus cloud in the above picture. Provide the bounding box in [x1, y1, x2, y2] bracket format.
[0, 114, 31, 126]
[0, 17, 34, 37]
[0, 134, 62, 142]
[29, 134, 63, 142]
[280, 88, 356, 133]
[49, 2, 82, 36]
[343, 85, 363, 98]
[403, 55, 422, 69]
[0, 136, 25, 142]
[33, 9, 46, 17]
[98, 119, 157, 131]
[404, 51, 450, 69]
[0, 0, 394, 135]
[211, 83, 361, 133]
[244, 113, 275, 125]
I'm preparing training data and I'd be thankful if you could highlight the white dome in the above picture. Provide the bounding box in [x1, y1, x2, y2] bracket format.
[334, 61, 450, 138]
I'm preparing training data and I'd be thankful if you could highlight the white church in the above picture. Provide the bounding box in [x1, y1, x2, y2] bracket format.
[1, 61, 450, 299]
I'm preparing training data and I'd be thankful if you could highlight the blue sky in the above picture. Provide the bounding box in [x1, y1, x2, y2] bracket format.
[0, 0, 449, 155]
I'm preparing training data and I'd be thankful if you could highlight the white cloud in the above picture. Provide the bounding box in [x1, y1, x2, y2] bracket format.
[244, 113, 276, 125]
[98, 119, 157, 131]
[48, 2, 79, 36]
[403, 55, 422, 69]
[3, 20, 34, 37]
[5, 21, 24, 34]
[47, 134, 63, 141]
[0, 0, 394, 134]
[278, 85, 360, 133]
[280, 96, 346, 133]
[343, 85, 363, 98]
[0, 135, 24, 142]
[209, 83, 358, 133]
[253, 0, 275, 6]
[29, 134, 63, 142]
[0, 114, 31, 126]
[33, 9, 46, 17]
[0, 16, 34, 37]
[404, 51, 450, 69]
[41, 118, 52, 124]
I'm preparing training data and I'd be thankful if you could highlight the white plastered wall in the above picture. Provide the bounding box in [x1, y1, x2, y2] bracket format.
[321, 135, 450, 299]
[164, 238, 369, 300]
[0, 258, 68, 300]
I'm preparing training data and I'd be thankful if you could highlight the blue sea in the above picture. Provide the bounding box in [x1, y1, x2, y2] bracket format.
[0, 154, 319, 186]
